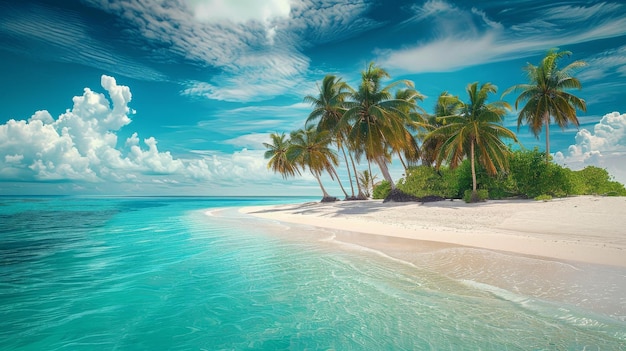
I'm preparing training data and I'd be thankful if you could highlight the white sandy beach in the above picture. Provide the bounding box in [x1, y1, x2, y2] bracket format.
[240, 196, 626, 319]
[241, 196, 626, 267]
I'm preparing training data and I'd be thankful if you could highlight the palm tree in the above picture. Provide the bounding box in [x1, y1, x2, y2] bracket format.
[287, 126, 340, 200]
[357, 169, 379, 198]
[393, 88, 425, 172]
[426, 82, 518, 201]
[263, 132, 300, 179]
[503, 49, 587, 161]
[341, 62, 416, 190]
[304, 75, 358, 199]
[418, 92, 462, 167]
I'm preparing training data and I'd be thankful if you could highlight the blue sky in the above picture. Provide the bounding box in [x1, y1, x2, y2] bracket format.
[1, 0, 625, 196]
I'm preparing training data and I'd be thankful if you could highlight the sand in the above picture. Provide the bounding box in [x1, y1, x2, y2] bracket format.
[241, 196, 626, 267]
[238, 196, 626, 319]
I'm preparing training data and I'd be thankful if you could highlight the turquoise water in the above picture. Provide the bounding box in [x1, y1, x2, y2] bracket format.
[1, 196, 624, 350]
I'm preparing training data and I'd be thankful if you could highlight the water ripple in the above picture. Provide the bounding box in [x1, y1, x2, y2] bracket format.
[1, 197, 624, 350]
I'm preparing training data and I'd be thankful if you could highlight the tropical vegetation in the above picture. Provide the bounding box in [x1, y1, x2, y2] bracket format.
[502, 49, 587, 161]
[424, 82, 518, 201]
[376, 148, 626, 201]
[263, 50, 624, 202]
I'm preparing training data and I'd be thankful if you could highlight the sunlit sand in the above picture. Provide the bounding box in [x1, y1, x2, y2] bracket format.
[241, 196, 626, 318]
[241, 195, 626, 267]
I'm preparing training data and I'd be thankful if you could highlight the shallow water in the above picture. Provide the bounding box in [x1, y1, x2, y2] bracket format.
[1, 196, 624, 350]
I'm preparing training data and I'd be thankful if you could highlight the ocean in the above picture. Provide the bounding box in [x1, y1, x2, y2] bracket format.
[1, 196, 624, 350]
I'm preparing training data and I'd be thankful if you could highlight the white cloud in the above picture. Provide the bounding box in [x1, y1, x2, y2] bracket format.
[180, 40, 311, 102]
[0, 2, 166, 81]
[380, 0, 508, 72]
[380, 32, 501, 73]
[223, 133, 272, 149]
[83, 0, 377, 102]
[412, 0, 455, 19]
[195, 102, 309, 135]
[186, 0, 290, 24]
[578, 45, 626, 82]
[544, 3, 623, 22]
[554, 111, 626, 184]
[289, 0, 378, 45]
[380, 0, 626, 74]
[0, 76, 208, 183]
[0, 75, 302, 193]
[186, 0, 290, 47]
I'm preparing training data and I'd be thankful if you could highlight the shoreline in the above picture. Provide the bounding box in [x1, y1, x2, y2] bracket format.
[240, 196, 626, 268]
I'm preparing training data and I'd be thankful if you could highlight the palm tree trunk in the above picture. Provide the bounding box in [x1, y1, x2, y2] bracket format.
[374, 156, 395, 190]
[471, 140, 477, 192]
[367, 158, 374, 191]
[331, 167, 349, 198]
[313, 172, 331, 198]
[397, 152, 408, 173]
[339, 143, 355, 197]
[544, 111, 551, 162]
[350, 151, 366, 198]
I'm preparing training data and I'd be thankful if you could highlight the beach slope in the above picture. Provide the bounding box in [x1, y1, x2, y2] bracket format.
[241, 196, 626, 267]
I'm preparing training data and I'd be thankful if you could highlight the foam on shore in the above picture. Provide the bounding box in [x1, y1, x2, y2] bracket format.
[240, 196, 626, 267]
[239, 196, 626, 320]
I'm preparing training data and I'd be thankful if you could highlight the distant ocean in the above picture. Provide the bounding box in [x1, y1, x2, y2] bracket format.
[1, 196, 624, 350]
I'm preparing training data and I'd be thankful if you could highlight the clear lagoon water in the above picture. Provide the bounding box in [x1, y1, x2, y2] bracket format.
[1, 196, 624, 350]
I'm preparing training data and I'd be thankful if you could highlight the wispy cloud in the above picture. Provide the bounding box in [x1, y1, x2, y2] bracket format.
[181, 50, 311, 101]
[379, 0, 626, 73]
[0, 2, 167, 81]
[222, 133, 272, 149]
[84, 0, 380, 102]
[195, 102, 310, 135]
[2, 0, 381, 103]
[579, 45, 626, 81]
[412, 0, 456, 19]
[289, 0, 379, 46]
[80, 0, 379, 102]
[379, 32, 502, 72]
[186, 0, 290, 24]
[543, 2, 623, 21]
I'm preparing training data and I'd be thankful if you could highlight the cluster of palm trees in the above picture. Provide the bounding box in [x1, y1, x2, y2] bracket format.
[264, 49, 587, 201]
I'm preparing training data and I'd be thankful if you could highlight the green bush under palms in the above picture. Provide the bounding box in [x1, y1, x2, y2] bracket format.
[393, 148, 625, 200]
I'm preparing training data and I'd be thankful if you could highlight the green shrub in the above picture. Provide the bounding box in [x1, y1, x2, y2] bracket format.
[372, 180, 391, 199]
[534, 194, 552, 201]
[463, 189, 488, 203]
[384, 149, 625, 202]
[396, 165, 460, 199]
[482, 177, 516, 199]
[570, 166, 626, 196]
[455, 160, 473, 197]
[508, 148, 572, 198]
[453, 159, 514, 199]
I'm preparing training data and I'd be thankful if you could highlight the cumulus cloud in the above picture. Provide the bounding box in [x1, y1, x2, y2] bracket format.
[554, 111, 626, 184]
[0, 76, 208, 183]
[0, 75, 294, 193]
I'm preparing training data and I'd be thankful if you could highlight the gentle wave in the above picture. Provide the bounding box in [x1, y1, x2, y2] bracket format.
[1, 197, 624, 350]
